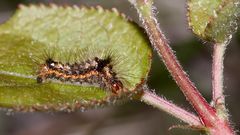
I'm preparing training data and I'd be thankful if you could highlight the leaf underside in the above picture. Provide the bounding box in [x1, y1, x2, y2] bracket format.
[0, 5, 152, 112]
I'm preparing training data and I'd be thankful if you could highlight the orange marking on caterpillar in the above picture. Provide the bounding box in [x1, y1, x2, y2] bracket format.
[37, 57, 123, 94]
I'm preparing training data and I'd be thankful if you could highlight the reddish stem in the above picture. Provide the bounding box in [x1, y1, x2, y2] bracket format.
[141, 16, 216, 126]
[141, 90, 202, 126]
[212, 43, 226, 113]
[142, 14, 235, 135]
[208, 120, 235, 135]
[129, 0, 235, 134]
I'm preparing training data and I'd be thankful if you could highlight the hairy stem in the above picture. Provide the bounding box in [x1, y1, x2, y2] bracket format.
[129, 0, 216, 126]
[128, 1, 235, 134]
[141, 89, 202, 126]
[212, 43, 227, 117]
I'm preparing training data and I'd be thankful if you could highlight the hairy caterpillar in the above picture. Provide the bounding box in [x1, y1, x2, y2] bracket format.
[37, 56, 124, 94]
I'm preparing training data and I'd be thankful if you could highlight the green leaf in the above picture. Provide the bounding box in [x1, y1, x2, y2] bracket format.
[0, 5, 152, 112]
[188, 0, 240, 43]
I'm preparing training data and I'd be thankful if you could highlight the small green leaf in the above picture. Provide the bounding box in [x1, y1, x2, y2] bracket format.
[0, 5, 152, 111]
[188, 0, 240, 43]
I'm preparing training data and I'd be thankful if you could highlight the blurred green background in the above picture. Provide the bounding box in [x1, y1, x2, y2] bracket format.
[0, 0, 239, 135]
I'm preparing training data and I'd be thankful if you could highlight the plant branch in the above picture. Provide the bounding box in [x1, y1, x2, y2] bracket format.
[129, 0, 217, 126]
[141, 89, 202, 126]
[128, 0, 235, 134]
[212, 43, 227, 116]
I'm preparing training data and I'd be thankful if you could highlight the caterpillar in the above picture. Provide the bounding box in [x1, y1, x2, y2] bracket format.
[36, 56, 124, 94]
